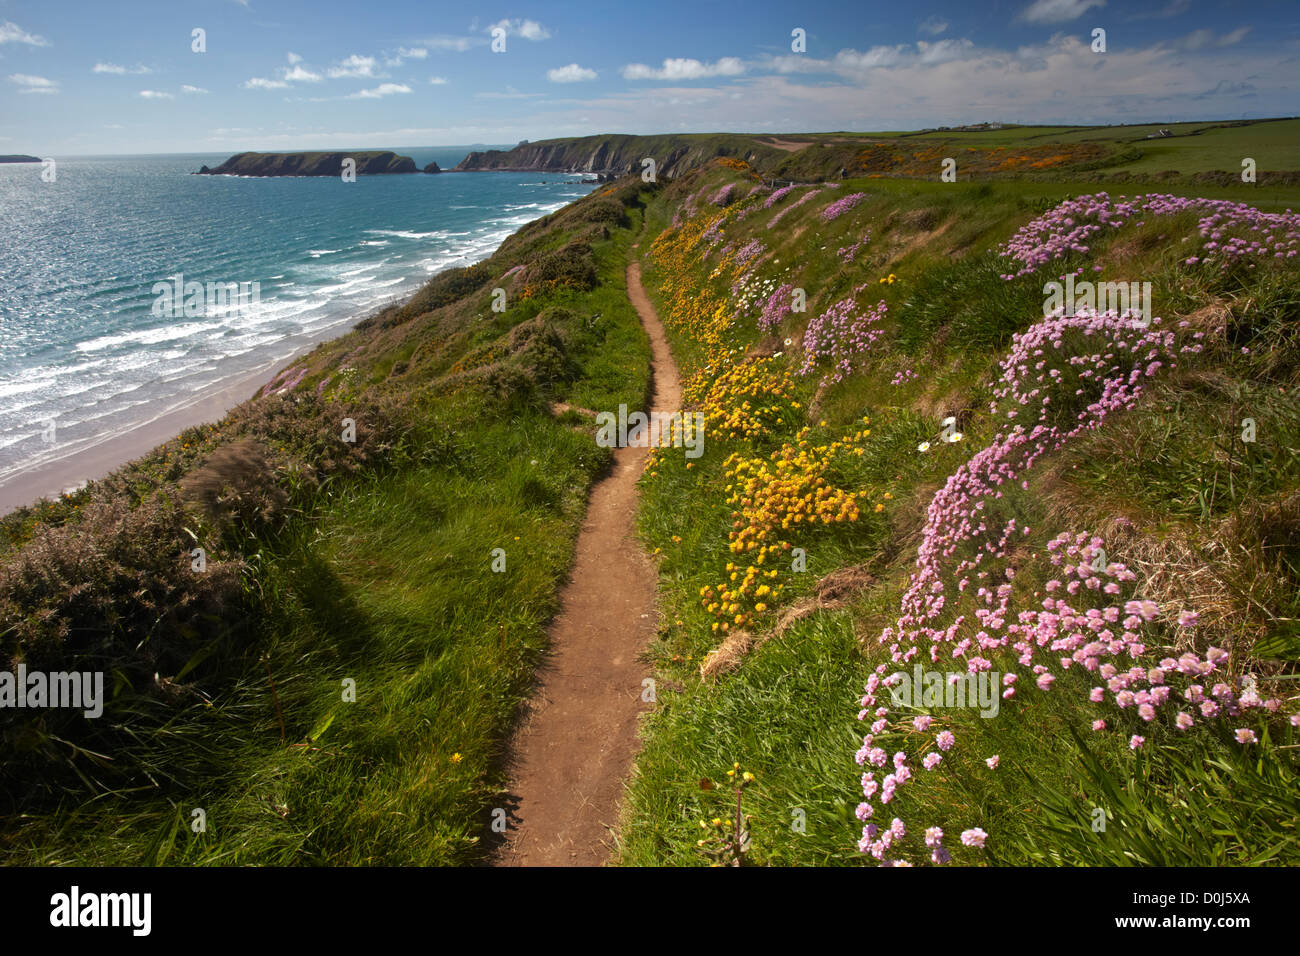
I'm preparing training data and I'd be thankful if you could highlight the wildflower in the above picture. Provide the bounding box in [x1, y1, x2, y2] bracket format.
[985, 755, 999, 769]
[960, 828, 987, 848]
[1234, 728, 1258, 745]
[1129, 735, 1145, 750]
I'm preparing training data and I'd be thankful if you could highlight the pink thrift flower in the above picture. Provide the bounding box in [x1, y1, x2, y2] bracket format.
[960, 828, 988, 848]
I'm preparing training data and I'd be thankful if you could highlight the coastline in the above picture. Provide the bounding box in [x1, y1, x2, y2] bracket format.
[0, 359, 276, 514]
[0, 167, 596, 518]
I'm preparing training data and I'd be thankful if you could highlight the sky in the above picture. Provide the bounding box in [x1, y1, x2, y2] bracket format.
[2, 0, 1297, 155]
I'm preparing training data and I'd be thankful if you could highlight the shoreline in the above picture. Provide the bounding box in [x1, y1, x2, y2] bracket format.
[0, 176, 596, 518]
[0, 359, 280, 514]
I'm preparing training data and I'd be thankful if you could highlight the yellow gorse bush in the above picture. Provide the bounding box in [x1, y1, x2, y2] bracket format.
[650, 181, 889, 633]
[696, 358, 795, 442]
[699, 420, 872, 631]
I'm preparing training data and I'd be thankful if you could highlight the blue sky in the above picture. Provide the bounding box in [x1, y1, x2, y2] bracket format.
[2, 0, 1297, 155]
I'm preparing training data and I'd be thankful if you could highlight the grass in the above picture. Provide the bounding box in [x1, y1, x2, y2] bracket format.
[0, 186, 654, 865]
[618, 160, 1300, 866]
[5, 131, 1300, 866]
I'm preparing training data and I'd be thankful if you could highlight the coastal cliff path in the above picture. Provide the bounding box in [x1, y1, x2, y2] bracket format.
[491, 248, 680, 866]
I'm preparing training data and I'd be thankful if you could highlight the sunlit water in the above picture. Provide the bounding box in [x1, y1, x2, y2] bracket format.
[0, 149, 595, 489]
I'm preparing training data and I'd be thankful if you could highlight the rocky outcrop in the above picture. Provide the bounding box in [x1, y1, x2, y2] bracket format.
[197, 151, 418, 177]
[452, 134, 785, 180]
[423, 161, 442, 174]
[0, 155, 41, 163]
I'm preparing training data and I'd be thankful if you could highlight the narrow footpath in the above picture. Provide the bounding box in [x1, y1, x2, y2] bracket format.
[493, 253, 682, 866]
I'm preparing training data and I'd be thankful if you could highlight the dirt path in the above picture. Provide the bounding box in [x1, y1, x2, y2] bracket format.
[493, 254, 681, 866]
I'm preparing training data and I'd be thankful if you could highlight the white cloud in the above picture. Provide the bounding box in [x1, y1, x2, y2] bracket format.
[623, 57, 745, 81]
[475, 88, 545, 100]
[831, 46, 911, 71]
[424, 35, 477, 52]
[385, 46, 430, 67]
[181, 84, 208, 94]
[243, 76, 290, 90]
[429, 76, 449, 85]
[916, 38, 975, 65]
[284, 64, 323, 82]
[138, 89, 174, 99]
[1217, 27, 1251, 47]
[488, 19, 551, 41]
[93, 63, 152, 75]
[287, 52, 303, 64]
[1178, 26, 1249, 52]
[548, 63, 597, 83]
[9, 73, 58, 94]
[0, 21, 48, 46]
[1130, 0, 1188, 18]
[347, 82, 411, 99]
[1018, 0, 1105, 24]
[328, 54, 378, 78]
[919, 16, 949, 36]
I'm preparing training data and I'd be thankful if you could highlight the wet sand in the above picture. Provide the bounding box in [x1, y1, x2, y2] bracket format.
[0, 361, 279, 514]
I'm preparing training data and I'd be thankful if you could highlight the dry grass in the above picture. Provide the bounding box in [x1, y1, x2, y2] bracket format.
[700, 629, 754, 680]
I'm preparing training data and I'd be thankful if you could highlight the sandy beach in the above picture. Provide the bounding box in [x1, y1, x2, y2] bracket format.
[0, 359, 282, 515]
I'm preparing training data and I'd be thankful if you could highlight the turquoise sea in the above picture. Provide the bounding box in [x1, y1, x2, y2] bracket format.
[0, 147, 595, 494]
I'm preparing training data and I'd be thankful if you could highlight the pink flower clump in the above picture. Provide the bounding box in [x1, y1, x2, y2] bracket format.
[998, 192, 1300, 279]
[821, 191, 867, 223]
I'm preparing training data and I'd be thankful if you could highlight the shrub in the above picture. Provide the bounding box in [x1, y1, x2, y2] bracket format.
[527, 242, 598, 292]
[180, 439, 288, 531]
[507, 315, 579, 386]
[0, 496, 244, 673]
[378, 261, 495, 326]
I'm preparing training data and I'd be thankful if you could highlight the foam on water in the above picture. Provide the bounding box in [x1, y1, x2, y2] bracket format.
[0, 151, 595, 493]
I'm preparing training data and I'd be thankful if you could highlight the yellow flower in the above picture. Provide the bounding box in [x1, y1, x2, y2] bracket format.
[450, 753, 463, 763]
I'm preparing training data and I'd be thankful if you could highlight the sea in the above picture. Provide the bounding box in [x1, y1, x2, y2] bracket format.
[0, 148, 595, 497]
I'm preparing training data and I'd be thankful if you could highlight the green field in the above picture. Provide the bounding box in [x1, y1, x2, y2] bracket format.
[3, 119, 1298, 866]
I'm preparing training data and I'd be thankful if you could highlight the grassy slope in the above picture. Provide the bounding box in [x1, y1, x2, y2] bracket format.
[0, 186, 653, 865]
[4, 122, 1298, 867]
[617, 160, 1300, 866]
[456, 119, 1300, 184]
